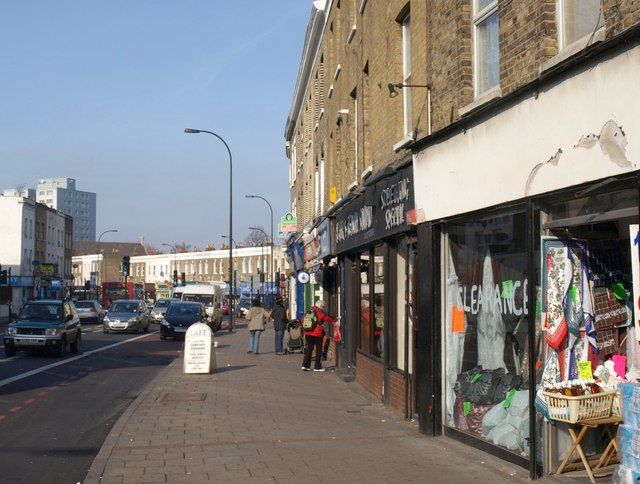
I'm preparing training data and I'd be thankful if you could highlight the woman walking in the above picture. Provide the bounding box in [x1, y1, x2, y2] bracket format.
[246, 299, 268, 354]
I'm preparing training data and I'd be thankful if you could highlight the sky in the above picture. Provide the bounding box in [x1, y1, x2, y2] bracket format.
[0, 1, 311, 252]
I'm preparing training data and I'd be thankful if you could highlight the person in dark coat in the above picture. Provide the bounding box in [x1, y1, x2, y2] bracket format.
[270, 297, 288, 355]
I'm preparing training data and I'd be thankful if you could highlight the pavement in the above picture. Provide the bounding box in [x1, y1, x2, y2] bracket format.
[84, 321, 581, 484]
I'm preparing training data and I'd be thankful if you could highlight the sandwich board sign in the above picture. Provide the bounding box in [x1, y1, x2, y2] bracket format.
[184, 323, 216, 374]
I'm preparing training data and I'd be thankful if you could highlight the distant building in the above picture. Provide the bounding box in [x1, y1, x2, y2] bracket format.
[0, 195, 73, 316]
[2, 187, 36, 199]
[35, 177, 96, 242]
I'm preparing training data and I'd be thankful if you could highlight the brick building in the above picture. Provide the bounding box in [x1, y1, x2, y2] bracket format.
[286, 0, 640, 478]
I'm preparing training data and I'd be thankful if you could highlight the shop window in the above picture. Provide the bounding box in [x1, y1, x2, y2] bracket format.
[359, 246, 385, 358]
[444, 210, 530, 456]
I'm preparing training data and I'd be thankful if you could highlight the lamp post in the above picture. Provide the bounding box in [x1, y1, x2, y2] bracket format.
[245, 194, 274, 297]
[221, 235, 238, 318]
[162, 243, 178, 287]
[185, 128, 234, 331]
[249, 226, 268, 303]
[97, 229, 118, 301]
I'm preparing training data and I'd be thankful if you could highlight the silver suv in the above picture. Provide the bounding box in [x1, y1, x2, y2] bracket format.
[4, 299, 82, 357]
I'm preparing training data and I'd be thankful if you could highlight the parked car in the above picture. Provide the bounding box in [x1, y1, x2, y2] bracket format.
[3, 299, 82, 357]
[149, 297, 177, 323]
[160, 301, 208, 340]
[74, 299, 106, 323]
[103, 299, 150, 334]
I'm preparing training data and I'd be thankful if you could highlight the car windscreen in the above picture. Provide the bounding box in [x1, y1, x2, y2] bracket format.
[166, 303, 200, 316]
[182, 294, 213, 305]
[19, 303, 63, 321]
[154, 299, 172, 309]
[75, 301, 96, 308]
[110, 302, 137, 312]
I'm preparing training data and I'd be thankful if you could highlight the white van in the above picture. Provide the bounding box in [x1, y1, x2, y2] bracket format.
[172, 284, 224, 331]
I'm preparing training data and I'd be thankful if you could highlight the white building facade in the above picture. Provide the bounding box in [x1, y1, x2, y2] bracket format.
[0, 195, 72, 315]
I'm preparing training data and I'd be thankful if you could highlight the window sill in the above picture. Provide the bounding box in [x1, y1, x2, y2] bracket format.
[393, 134, 415, 152]
[540, 28, 605, 73]
[459, 85, 502, 118]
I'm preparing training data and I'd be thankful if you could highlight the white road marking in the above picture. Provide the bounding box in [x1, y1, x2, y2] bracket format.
[0, 331, 159, 388]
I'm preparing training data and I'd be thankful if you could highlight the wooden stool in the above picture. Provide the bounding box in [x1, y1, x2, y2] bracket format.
[555, 415, 623, 483]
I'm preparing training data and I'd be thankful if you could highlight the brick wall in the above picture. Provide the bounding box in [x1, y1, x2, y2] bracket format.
[355, 353, 384, 400]
[388, 370, 412, 414]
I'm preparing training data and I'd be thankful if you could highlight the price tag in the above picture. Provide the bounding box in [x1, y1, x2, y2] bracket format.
[577, 361, 593, 380]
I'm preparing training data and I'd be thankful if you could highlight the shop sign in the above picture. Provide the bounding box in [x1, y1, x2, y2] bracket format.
[287, 242, 305, 272]
[303, 237, 318, 262]
[374, 164, 415, 237]
[316, 217, 333, 259]
[335, 164, 415, 253]
[278, 212, 297, 238]
[335, 193, 375, 252]
[41, 263, 57, 275]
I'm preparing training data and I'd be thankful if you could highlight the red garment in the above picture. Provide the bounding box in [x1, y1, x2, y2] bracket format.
[304, 306, 335, 337]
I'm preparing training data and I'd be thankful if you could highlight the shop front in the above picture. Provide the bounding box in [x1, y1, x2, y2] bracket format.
[412, 42, 640, 478]
[333, 163, 417, 415]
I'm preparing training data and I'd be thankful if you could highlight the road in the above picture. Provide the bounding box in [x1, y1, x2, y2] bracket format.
[0, 322, 182, 484]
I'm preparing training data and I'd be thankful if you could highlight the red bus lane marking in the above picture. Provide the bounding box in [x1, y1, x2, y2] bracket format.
[24, 398, 36, 405]
[9, 406, 21, 413]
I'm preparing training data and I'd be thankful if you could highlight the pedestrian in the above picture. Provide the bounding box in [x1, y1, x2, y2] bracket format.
[246, 299, 268, 354]
[270, 297, 288, 355]
[301, 300, 338, 372]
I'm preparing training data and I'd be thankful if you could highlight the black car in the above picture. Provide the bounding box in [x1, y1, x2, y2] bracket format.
[160, 301, 208, 340]
[4, 299, 82, 357]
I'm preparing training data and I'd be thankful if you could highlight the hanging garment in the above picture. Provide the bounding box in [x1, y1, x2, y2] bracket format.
[544, 247, 572, 349]
[477, 251, 507, 371]
[580, 255, 598, 352]
[445, 247, 467, 426]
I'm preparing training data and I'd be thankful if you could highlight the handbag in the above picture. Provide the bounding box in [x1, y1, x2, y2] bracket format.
[333, 321, 342, 342]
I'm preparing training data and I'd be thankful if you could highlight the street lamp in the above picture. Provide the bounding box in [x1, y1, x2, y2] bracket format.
[162, 243, 178, 286]
[185, 126, 234, 331]
[221, 235, 239, 318]
[245, 194, 274, 297]
[97, 229, 118, 300]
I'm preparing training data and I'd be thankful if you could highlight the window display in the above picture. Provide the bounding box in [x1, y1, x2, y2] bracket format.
[444, 210, 530, 455]
[359, 245, 385, 358]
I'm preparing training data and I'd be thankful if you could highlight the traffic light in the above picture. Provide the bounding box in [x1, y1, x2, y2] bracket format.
[84, 280, 91, 290]
[181, 272, 186, 286]
[173, 269, 178, 287]
[0, 269, 7, 285]
[122, 256, 130, 276]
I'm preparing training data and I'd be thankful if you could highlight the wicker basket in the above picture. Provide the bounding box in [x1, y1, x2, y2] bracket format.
[543, 390, 616, 423]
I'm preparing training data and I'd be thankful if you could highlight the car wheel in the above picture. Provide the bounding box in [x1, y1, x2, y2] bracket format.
[160, 333, 166, 340]
[54, 336, 67, 357]
[70, 331, 81, 353]
[137, 322, 142, 334]
[103, 328, 109, 334]
[144, 322, 149, 333]
[5, 345, 16, 357]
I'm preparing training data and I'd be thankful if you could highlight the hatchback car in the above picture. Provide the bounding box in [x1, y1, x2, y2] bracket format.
[149, 297, 177, 323]
[103, 299, 150, 334]
[3, 299, 82, 357]
[74, 300, 106, 323]
[160, 301, 208, 340]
